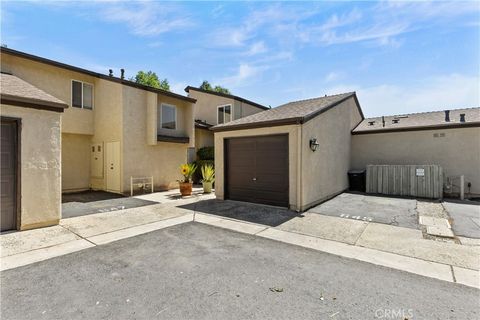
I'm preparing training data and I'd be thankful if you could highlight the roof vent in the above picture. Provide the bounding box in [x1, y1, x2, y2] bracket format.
[108, 69, 113, 77]
[392, 119, 399, 124]
[444, 110, 450, 122]
[368, 121, 375, 126]
[460, 113, 466, 122]
[120, 69, 125, 80]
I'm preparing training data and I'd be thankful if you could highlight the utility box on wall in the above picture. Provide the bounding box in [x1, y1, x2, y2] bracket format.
[91, 143, 104, 178]
[366, 164, 443, 199]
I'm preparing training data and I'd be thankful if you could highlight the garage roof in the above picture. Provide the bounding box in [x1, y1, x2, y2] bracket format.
[353, 107, 480, 134]
[212, 92, 361, 131]
[0, 73, 69, 112]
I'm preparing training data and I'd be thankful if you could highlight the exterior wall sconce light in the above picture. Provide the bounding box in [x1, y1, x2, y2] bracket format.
[309, 138, 319, 152]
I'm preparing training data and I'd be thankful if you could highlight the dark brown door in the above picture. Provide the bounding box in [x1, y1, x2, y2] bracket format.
[1, 120, 18, 231]
[225, 134, 288, 207]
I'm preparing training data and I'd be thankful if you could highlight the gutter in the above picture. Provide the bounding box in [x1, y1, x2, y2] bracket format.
[352, 122, 480, 135]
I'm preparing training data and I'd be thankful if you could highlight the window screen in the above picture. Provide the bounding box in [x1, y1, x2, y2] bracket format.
[218, 107, 225, 124]
[83, 83, 93, 109]
[161, 104, 176, 129]
[72, 81, 82, 108]
[224, 105, 231, 123]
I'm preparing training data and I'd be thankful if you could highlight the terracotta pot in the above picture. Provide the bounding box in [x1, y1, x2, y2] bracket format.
[179, 182, 193, 196]
[202, 181, 212, 193]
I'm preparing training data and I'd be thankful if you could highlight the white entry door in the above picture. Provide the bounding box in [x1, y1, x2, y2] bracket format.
[105, 141, 121, 192]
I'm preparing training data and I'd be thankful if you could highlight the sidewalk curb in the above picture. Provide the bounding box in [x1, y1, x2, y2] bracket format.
[194, 212, 479, 289]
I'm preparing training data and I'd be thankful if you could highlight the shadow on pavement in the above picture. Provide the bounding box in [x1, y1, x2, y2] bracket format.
[62, 190, 125, 203]
[180, 199, 302, 227]
[62, 198, 158, 219]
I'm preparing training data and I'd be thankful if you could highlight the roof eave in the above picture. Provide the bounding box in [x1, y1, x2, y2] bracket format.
[185, 86, 268, 110]
[352, 122, 480, 135]
[1, 95, 68, 112]
[1, 47, 196, 104]
[211, 117, 303, 132]
[301, 92, 359, 124]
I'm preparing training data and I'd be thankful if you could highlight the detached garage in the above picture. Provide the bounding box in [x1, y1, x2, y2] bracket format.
[212, 92, 364, 211]
[1, 73, 68, 231]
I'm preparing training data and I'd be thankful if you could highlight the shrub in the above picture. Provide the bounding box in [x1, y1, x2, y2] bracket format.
[193, 160, 214, 183]
[197, 147, 214, 160]
[201, 164, 215, 183]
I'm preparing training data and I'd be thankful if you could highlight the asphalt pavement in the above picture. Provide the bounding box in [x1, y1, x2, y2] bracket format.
[1, 222, 478, 320]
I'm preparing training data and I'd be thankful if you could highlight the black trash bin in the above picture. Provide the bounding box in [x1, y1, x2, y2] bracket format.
[348, 169, 366, 192]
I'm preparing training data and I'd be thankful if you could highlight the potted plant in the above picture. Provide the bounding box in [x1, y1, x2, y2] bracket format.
[201, 164, 215, 193]
[179, 163, 197, 196]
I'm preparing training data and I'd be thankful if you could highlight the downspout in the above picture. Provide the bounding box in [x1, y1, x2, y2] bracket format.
[296, 124, 303, 212]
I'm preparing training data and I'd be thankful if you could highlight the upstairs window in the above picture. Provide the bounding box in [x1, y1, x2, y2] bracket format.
[160, 103, 177, 130]
[217, 104, 232, 124]
[72, 80, 93, 109]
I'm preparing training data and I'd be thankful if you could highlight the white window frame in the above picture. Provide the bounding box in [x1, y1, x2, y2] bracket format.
[217, 104, 233, 124]
[71, 79, 94, 110]
[160, 103, 177, 130]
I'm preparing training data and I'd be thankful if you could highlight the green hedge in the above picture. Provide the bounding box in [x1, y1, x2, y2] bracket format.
[197, 147, 214, 160]
[193, 160, 214, 183]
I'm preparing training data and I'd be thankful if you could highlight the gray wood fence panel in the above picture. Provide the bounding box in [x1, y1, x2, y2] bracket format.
[366, 164, 443, 199]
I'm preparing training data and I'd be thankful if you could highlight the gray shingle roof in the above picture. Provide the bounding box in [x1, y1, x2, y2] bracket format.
[212, 92, 357, 131]
[353, 107, 480, 134]
[1, 73, 68, 110]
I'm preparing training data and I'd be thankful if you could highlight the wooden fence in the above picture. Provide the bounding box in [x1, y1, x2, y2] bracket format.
[366, 165, 443, 199]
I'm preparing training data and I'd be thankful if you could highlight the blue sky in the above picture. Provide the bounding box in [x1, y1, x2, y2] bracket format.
[1, 1, 479, 117]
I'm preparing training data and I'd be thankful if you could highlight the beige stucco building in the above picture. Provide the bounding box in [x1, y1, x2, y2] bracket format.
[351, 108, 480, 196]
[212, 93, 364, 211]
[185, 86, 268, 153]
[1, 47, 197, 200]
[2, 47, 478, 231]
[1, 73, 68, 231]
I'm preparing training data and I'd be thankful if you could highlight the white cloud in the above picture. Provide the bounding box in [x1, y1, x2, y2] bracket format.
[102, 2, 192, 36]
[324, 71, 342, 83]
[337, 74, 480, 117]
[170, 81, 188, 95]
[245, 41, 268, 56]
[220, 63, 267, 87]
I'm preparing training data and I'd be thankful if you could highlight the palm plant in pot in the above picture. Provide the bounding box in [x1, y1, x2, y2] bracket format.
[201, 164, 215, 193]
[179, 163, 197, 196]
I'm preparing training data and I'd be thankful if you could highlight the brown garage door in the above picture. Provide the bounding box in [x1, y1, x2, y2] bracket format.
[225, 134, 289, 207]
[1, 119, 18, 231]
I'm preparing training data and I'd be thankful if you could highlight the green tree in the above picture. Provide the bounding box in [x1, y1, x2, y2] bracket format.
[213, 85, 231, 94]
[131, 71, 170, 91]
[199, 80, 231, 94]
[199, 80, 213, 91]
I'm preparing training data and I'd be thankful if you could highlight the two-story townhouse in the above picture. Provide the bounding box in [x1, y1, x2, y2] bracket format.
[184, 86, 269, 154]
[1, 47, 197, 230]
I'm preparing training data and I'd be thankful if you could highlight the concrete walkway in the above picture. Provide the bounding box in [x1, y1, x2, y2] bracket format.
[1, 192, 479, 290]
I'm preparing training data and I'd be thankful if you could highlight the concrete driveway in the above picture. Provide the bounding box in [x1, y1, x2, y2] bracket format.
[1, 223, 478, 320]
[308, 192, 419, 229]
[444, 201, 480, 239]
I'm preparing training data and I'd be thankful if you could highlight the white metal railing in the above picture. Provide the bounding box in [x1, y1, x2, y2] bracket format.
[130, 176, 154, 196]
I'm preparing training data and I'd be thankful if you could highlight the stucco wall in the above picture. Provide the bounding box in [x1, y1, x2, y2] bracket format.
[122, 86, 194, 191]
[1, 53, 95, 135]
[233, 100, 267, 118]
[300, 98, 363, 210]
[195, 128, 214, 150]
[89, 78, 124, 190]
[351, 127, 480, 195]
[189, 90, 234, 125]
[62, 133, 91, 192]
[189, 90, 265, 126]
[1, 104, 62, 230]
[214, 125, 301, 210]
